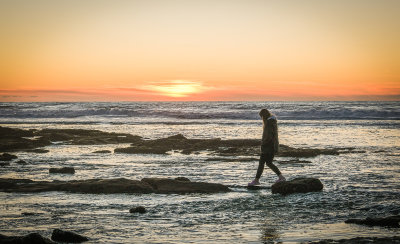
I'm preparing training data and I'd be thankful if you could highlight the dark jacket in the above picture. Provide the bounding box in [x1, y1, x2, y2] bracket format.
[261, 115, 279, 154]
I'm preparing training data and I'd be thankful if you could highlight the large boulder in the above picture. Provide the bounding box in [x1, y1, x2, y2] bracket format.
[142, 178, 231, 194]
[0, 232, 55, 244]
[51, 229, 88, 243]
[271, 177, 323, 195]
[345, 215, 400, 227]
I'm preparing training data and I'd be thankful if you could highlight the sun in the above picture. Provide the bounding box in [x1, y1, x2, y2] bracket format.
[143, 80, 206, 98]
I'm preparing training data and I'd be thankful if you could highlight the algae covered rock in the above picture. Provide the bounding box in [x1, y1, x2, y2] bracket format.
[271, 177, 323, 195]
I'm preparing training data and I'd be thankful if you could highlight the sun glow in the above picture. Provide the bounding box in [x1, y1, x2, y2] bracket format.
[143, 80, 206, 98]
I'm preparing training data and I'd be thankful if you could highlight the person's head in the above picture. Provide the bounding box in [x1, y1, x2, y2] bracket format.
[259, 108, 271, 120]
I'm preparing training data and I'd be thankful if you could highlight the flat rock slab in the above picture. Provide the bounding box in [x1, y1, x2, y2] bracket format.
[0, 233, 56, 244]
[142, 178, 231, 194]
[345, 215, 400, 227]
[271, 177, 323, 195]
[0, 177, 231, 194]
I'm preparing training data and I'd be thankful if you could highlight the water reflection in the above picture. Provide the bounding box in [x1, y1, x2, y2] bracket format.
[260, 221, 280, 243]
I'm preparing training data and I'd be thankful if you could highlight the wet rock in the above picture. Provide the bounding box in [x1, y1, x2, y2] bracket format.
[92, 150, 111, 153]
[0, 178, 230, 194]
[271, 177, 323, 195]
[0, 232, 56, 244]
[0, 178, 153, 194]
[277, 146, 339, 157]
[0, 127, 51, 152]
[142, 178, 231, 194]
[22, 212, 40, 216]
[306, 236, 400, 243]
[15, 160, 28, 165]
[0, 153, 17, 161]
[175, 177, 191, 182]
[345, 215, 400, 227]
[278, 159, 312, 165]
[114, 146, 168, 154]
[0, 162, 10, 166]
[37, 128, 142, 145]
[25, 148, 49, 153]
[51, 229, 89, 243]
[49, 167, 75, 174]
[130, 206, 146, 214]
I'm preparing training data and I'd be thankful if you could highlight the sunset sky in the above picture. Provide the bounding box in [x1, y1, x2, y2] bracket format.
[0, 0, 399, 101]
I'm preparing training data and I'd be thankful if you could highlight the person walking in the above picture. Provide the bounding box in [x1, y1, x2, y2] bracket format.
[248, 108, 286, 186]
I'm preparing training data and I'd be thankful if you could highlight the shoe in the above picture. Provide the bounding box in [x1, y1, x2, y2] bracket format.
[248, 179, 260, 186]
[275, 175, 286, 183]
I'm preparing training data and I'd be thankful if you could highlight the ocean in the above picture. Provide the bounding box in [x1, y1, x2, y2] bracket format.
[0, 101, 399, 243]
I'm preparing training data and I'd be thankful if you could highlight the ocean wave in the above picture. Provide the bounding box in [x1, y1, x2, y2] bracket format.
[0, 101, 399, 120]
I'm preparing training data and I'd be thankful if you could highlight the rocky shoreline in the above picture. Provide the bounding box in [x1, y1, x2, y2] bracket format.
[1, 232, 399, 244]
[0, 126, 360, 158]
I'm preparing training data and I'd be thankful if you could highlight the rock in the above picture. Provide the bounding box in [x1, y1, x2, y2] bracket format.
[25, 148, 49, 153]
[114, 146, 168, 154]
[0, 232, 56, 244]
[0, 153, 17, 161]
[175, 177, 191, 182]
[306, 236, 400, 243]
[271, 177, 323, 195]
[51, 229, 89, 243]
[22, 212, 40, 216]
[92, 150, 111, 153]
[0, 162, 10, 166]
[0, 177, 231, 194]
[142, 178, 231, 194]
[130, 206, 146, 214]
[345, 215, 400, 227]
[277, 146, 339, 157]
[278, 159, 312, 164]
[15, 160, 28, 165]
[49, 167, 75, 174]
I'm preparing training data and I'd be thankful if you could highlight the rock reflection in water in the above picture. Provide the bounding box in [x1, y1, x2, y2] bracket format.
[260, 221, 280, 243]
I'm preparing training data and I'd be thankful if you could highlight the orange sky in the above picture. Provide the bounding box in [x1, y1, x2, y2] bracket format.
[0, 0, 399, 101]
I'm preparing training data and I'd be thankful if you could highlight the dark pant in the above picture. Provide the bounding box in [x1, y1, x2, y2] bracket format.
[256, 153, 281, 178]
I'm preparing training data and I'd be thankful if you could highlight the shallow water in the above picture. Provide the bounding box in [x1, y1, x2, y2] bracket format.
[1, 102, 399, 243]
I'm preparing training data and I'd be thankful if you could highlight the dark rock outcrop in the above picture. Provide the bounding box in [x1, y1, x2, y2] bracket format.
[0, 177, 230, 194]
[51, 229, 89, 243]
[25, 148, 49, 153]
[130, 206, 146, 214]
[0, 232, 55, 244]
[306, 236, 400, 243]
[271, 177, 323, 195]
[92, 150, 111, 154]
[49, 167, 75, 174]
[345, 215, 400, 227]
[0, 127, 51, 152]
[114, 146, 168, 154]
[0, 162, 10, 167]
[0, 126, 342, 157]
[175, 177, 190, 182]
[15, 160, 28, 165]
[0, 153, 17, 161]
